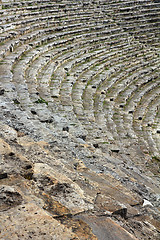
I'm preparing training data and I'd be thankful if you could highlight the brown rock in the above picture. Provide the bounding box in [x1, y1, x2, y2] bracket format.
[33, 163, 93, 214]
[0, 185, 23, 211]
[0, 203, 79, 240]
[0, 139, 12, 155]
[76, 215, 138, 240]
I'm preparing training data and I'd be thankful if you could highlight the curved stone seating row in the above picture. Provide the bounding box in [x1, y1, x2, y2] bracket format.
[114, 73, 159, 135]
[100, 61, 159, 147]
[0, 0, 159, 201]
[0, 1, 160, 238]
[8, 19, 128, 83]
[132, 83, 160, 154]
[1, 0, 158, 34]
[0, 15, 121, 62]
[61, 40, 132, 109]
[101, 0, 160, 46]
[115, 76, 160, 154]
[10, 30, 126, 101]
[13, 36, 156, 158]
[74, 48, 156, 137]
[0, 8, 101, 35]
[71, 46, 140, 127]
[0, 0, 159, 156]
[11, 43, 129, 136]
[0, 0, 158, 63]
[0, 0, 158, 146]
[5, 31, 115, 135]
[25, 37, 133, 129]
[56, 52, 156, 158]
[0, 1, 109, 42]
[0, 19, 110, 63]
[0, 1, 96, 24]
[68, 50, 159, 159]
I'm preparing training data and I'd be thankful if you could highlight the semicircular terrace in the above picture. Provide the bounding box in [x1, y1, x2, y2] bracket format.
[0, 0, 160, 240]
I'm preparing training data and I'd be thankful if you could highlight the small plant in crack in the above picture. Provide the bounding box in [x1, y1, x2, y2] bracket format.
[35, 97, 48, 105]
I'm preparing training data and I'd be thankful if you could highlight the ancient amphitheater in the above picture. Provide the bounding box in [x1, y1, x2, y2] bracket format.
[0, 0, 160, 239]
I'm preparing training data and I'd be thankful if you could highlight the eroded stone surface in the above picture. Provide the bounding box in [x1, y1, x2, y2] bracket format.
[0, 124, 159, 239]
[0, 203, 79, 240]
[0, 185, 22, 211]
[33, 163, 93, 214]
[75, 215, 138, 240]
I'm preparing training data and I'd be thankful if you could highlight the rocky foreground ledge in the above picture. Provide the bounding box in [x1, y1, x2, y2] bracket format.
[0, 121, 160, 240]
